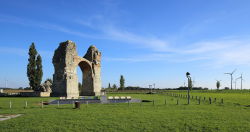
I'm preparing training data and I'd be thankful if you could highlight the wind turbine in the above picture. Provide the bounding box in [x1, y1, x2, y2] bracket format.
[234, 78, 240, 90]
[236, 74, 244, 90]
[224, 69, 236, 90]
[192, 77, 196, 86]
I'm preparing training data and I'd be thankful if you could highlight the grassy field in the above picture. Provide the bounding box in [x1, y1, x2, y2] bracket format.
[0, 91, 250, 132]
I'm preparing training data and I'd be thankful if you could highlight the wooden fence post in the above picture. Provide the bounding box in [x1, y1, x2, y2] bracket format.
[209, 97, 211, 104]
[57, 100, 60, 108]
[25, 101, 28, 108]
[9, 101, 12, 109]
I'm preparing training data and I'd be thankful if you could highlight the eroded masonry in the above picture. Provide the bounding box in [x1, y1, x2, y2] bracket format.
[52, 40, 101, 98]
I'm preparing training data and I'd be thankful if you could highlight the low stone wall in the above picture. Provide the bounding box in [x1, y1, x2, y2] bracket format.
[20, 92, 51, 97]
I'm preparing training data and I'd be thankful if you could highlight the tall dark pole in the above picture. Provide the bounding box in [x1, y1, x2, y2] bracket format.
[186, 72, 191, 105]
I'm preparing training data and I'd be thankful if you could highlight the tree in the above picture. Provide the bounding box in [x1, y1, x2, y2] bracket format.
[78, 82, 82, 94]
[216, 81, 221, 90]
[112, 84, 117, 90]
[27, 43, 37, 90]
[119, 75, 125, 90]
[34, 54, 43, 90]
[45, 78, 53, 84]
[108, 83, 111, 89]
[27, 43, 43, 91]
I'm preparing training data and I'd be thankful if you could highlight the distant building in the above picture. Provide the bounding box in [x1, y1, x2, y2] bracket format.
[0, 89, 3, 93]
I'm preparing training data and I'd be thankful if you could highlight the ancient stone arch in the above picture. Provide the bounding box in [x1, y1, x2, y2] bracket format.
[52, 40, 101, 98]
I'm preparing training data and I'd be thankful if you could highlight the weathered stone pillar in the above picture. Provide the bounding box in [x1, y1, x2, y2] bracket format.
[83, 45, 102, 96]
[52, 40, 79, 98]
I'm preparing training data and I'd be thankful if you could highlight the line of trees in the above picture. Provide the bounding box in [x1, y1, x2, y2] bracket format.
[106, 75, 125, 90]
[27, 43, 43, 91]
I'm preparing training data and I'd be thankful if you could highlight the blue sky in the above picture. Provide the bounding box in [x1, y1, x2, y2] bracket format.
[1, 0, 250, 89]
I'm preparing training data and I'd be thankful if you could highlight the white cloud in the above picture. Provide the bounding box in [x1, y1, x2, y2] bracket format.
[104, 27, 170, 51]
[0, 47, 26, 56]
[105, 37, 250, 67]
[2, 14, 250, 67]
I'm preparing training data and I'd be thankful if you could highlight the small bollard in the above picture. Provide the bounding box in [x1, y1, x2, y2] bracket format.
[221, 99, 224, 104]
[209, 97, 212, 104]
[41, 101, 44, 108]
[214, 98, 217, 103]
[203, 97, 206, 101]
[176, 99, 179, 105]
[86, 101, 89, 107]
[74, 101, 80, 109]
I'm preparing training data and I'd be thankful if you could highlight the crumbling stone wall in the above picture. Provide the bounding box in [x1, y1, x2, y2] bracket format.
[52, 40, 101, 98]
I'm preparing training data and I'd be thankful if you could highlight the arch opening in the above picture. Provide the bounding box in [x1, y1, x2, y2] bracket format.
[77, 61, 94, 96]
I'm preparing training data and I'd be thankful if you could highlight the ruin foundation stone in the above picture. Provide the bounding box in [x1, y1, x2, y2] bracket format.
[52, 40, 102, 98]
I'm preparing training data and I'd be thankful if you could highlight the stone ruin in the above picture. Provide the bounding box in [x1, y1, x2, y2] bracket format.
[52, 40, 102, 99]
[39, 80, 52, 93]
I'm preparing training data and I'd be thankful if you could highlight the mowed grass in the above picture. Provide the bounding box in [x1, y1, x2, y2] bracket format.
[165, 90, 250, 106]
[0, 92, 250, 132]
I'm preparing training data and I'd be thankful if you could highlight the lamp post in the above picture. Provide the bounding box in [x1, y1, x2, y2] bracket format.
[186, 72, 191, 105]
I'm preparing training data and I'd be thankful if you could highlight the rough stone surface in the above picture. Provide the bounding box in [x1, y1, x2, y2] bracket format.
[40, 81, 52, 93]
[52, 40, 102, 98]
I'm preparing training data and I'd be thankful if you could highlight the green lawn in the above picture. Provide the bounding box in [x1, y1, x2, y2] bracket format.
[0, 92, 250, 132]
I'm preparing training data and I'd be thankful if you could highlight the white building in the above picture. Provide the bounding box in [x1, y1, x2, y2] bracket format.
[0, 89, 3, 93]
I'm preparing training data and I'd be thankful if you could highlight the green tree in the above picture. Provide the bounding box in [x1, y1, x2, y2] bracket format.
[27, 43, 37, 90]
[108, 83, 111, 89]
[27, 43, 43, 91]
[35, 54, 43, 90]
[112, 84, 117, 90]
[78, 82, 82, 94]
[119, 75, 125, 90]
[216, 80, 221, 90]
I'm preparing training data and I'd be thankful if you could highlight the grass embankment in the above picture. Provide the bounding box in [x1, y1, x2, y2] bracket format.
[0, 92, 249, 132]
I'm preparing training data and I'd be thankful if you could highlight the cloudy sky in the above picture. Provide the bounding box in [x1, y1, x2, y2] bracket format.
[1, 0, 250, 89]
